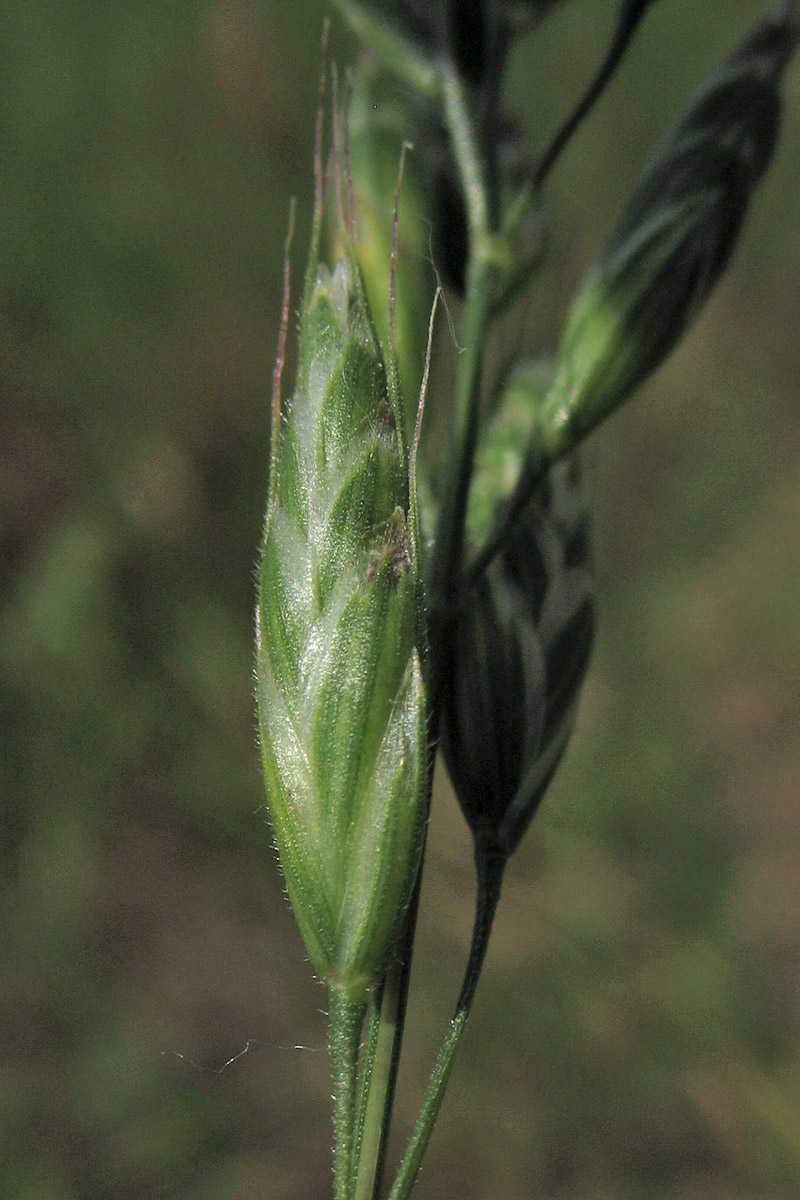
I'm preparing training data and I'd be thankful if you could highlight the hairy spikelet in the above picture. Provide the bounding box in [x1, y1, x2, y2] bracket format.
[256, 155, 428, 1001]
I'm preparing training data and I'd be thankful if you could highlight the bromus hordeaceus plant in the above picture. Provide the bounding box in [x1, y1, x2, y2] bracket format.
[256, 5, 798, 1197]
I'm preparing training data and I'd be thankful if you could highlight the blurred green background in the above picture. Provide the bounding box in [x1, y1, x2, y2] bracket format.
[2, 2, 800, 1197]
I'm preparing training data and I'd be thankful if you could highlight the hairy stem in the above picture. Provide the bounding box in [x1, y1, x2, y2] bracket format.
[329, 987, 368, 1200]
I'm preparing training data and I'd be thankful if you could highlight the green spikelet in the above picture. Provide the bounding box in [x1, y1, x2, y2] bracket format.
[338, 61, 433, 432]
[536, 11, 798, 460]
[256, 120, 428, 1003]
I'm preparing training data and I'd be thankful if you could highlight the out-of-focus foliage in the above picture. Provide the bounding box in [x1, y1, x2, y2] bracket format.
[2, 2, 800, 1197]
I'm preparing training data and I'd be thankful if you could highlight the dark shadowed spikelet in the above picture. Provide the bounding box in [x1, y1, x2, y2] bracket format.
[442, 366, 594, 858]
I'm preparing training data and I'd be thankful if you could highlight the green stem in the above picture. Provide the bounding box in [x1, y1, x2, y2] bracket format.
[440, 61, 488, 239]
[329, 985, 368, 1200]
[428, 61, 508, 630]
[351, 878, 422, 1200]
[427, 259, 494, 608]
[386, 840, 506, 1200]
[533, 0, 658, 190]
[351, 985, 383, 1192]
[500, 0, 660, 257]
